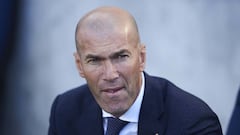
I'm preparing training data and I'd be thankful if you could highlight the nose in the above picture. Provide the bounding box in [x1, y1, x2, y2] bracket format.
[102, 60, 119, 81]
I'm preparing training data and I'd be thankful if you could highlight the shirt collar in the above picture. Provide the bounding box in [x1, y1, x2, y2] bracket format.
[102, 72, 145, 123]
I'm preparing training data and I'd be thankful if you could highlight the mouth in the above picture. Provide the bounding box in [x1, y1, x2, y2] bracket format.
[101, 87, 124, 94]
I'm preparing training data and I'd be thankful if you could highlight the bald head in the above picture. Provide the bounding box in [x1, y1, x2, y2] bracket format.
[75, 6, 140, 53]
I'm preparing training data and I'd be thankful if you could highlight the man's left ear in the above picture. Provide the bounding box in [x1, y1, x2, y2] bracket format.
[139, 44, 146, 72]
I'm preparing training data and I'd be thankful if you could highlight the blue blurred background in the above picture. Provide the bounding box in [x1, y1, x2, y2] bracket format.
[1, 1, 240, 135]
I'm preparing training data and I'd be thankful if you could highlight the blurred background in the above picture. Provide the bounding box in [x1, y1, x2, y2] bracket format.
[1, 0, 240, 135]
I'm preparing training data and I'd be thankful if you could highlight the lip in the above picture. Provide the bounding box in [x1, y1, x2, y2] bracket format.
[101, 87, 124, 94]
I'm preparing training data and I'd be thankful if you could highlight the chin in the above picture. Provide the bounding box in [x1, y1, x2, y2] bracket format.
[106, 106, 128, 117]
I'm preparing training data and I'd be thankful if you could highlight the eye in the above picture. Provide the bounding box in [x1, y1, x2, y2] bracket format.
[118, 54, 129, 59]
[114, 54, 129, 63]
[86, 58, 100, 65]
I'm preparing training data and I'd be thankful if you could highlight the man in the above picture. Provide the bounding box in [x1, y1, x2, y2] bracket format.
[48, 6, 222, 135]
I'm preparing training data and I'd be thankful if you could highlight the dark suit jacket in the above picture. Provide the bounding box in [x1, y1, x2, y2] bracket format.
[227, 89, 240, 135]
[48, 73, 222, 135]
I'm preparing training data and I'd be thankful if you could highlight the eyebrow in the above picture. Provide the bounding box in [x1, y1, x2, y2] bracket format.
[110, 49, 131, 58]
[84, 49, 131, 60]
[84, 54, 104, 61]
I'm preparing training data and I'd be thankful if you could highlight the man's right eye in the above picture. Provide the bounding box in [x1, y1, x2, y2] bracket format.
[86, 58, 100, 64]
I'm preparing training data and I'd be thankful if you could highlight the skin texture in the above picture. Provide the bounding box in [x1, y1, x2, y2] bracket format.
[74, 6, 146, 117]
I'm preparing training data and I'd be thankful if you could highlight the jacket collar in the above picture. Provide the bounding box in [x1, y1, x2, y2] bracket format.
[138, 72, 167, 135]
[75, 72, 167, 135]
[73, 90, 104, 135]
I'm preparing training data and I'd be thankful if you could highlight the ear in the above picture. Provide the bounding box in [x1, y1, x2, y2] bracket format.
[139, 44, 146, 72]
[74, 52, 85, 78]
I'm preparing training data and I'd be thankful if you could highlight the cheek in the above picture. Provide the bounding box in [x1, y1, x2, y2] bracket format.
[117, 58, 141, 74]
[82, 64, 104, 78]
[117, 61, 141, 86]
[83, 68, 102, 88]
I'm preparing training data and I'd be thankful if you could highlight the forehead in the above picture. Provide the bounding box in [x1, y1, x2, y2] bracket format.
[77, 18, 132, 46]
[79, 34, 135, 58]
[77, 23, 138, 56]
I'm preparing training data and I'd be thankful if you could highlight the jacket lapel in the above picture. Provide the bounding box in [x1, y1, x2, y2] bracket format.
[73, 93, 104, 135]
[82, 104, 104, 135]
[138, 73, 168, 135]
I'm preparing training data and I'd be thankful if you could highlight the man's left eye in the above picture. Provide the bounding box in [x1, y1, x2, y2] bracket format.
[118, 55, 128, 59]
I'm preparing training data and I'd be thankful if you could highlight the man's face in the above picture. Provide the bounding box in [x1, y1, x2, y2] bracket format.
[75, 30, 146, 117]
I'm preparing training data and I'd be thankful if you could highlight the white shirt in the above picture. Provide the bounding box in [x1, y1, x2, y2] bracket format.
[102, 72, 145, 135]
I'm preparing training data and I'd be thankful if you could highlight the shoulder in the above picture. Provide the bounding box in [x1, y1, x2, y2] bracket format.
[51, 84, 96, 116]
[57, 84, 92, 104]
[145, 73, 213, 114]
[49, 84, 103, 134]
[59, 84, 92, 100]
[145, 73, 222, 133]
